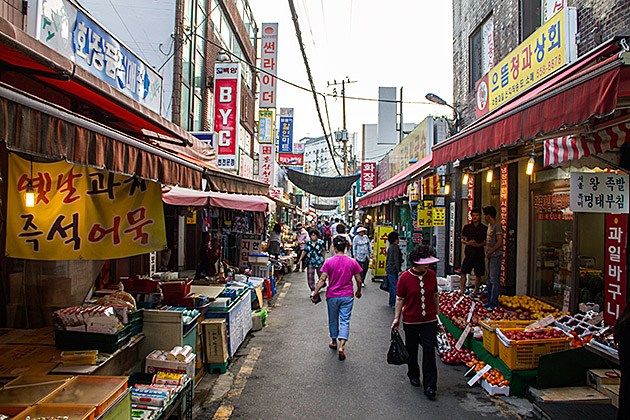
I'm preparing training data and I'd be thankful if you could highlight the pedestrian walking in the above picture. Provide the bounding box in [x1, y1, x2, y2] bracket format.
[391, 244, 440, 401]
[312, 236, 362, 360]
[614, 299, 630, 420]
[296, 229, 327, 294]
[352, 226, 372, 287]
[385, 231, 403, 308]
[323, 221, 332, 252]
[332, 224, 352, 257]
[483, 206, 503, 310]
[268, 223, 283, 259]
[296, 223, 309, 272]
[460, 208, 487, 294]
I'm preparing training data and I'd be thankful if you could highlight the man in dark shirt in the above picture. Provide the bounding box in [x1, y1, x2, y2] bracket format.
[460, 208, 487, 294]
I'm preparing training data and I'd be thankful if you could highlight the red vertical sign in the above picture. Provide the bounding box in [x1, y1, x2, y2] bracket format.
[605, 214, 627, 325]
[500, 165, 508, 287]
[361, 162, 376, 192]
[213, 62, 239, 170]
[467, 176, 474, 223]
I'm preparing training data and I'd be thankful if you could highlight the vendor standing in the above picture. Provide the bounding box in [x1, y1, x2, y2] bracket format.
[460, 208, 487, 294]
[196, 233, 221, 279]
[268, 223, 283, 259]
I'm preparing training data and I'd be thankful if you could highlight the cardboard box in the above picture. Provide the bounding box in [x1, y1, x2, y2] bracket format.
[202, 319, 228, 364]
[145, 353, 196, 378]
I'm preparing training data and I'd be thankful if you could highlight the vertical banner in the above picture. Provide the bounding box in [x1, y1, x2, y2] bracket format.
[258, 143, 275, 185]
[417, 200, 434, 228]
[213, 62, 240, 170]
[500, 165, 508, 287]
[449, 201, 456, 266]
[543, 0, 566, 22]
[7, 154, 166, 260]
[278, 108, 294, 153]
[258, 110, 274, 144]
[361, 162, 376, 192]
[259, 23, 278, 108]
[373, 226, 393, 277]
[604, 214, 627, 325]
[467, 176, 474, 223]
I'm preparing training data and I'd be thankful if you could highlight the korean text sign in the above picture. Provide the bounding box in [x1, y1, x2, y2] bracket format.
[417, 201, 433, 228]
[214, 62, 240, 170]
[570, 172, 629, 214]
[604, 214, 627, 325]
[258, 110, 274, 144]
[488, 7, 575, 112]
[258, 143, 275, 185]
[7, 154, 166, 260]
[278, 153, 303, 166]
[259, 23, 278, 108]
[239, 234, 262, 268]
[373, 226, 393, 277]
[37, 0, 162, 114]
[361, 162, 376, 192]
[278, 108, 294, 153]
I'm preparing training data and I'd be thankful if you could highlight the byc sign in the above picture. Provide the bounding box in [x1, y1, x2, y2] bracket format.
[214, 62, 240, 170]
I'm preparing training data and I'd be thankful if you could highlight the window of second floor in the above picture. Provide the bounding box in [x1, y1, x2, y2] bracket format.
[469, 15, 494, 91]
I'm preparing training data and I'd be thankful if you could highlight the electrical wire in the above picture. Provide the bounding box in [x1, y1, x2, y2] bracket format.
[287, 0, 342, 176]
[107, 0, 150, 63]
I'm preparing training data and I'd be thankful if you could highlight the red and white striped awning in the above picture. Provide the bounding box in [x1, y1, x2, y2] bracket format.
[544, 122, 630, 166]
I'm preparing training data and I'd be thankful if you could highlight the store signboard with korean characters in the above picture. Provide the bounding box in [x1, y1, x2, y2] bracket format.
[259, 23, 278, 108]
[570, 172, 628, 324]
[476, 7, 577, 117]
[213, 62, 240, 170]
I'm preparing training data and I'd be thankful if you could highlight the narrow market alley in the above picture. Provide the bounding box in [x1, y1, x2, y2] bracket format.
[193, 270, 533, 420]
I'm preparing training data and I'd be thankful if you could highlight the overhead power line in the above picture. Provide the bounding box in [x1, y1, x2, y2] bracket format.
[287, 0, 342, 176]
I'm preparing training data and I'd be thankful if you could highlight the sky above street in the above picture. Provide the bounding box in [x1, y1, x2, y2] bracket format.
[249, 0, 454, 149]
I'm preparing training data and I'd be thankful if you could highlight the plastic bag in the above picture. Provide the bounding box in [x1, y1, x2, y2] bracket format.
[387, 328, 409, 365]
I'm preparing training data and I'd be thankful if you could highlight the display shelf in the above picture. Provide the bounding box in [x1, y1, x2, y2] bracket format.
[129, 373, 192, 420]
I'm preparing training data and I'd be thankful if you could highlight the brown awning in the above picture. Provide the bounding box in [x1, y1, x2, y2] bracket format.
[0, 83, 203, 188]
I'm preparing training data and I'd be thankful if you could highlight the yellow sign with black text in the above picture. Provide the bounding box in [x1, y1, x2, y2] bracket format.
[373, 225, 393, 277]
[7, 154, 166, 260]
[417, 201, 433, 228]
[433, 208, 446, 227]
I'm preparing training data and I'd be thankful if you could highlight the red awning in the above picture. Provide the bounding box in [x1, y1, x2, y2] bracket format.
[162, 187, 269, 212]
[432, 42, 630, 167]
[357, 154, 432, 207]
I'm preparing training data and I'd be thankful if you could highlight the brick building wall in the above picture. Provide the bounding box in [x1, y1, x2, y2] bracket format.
[453, 0, 630, 129]
[1, 0, 23, 29]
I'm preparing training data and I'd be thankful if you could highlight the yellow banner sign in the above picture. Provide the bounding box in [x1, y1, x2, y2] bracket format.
[489, 8, 574, 111]
[7, 154, 166, 260]
[417, 201, 433, 228]
[433, 208, 445, 227]
[373, 225, 393, 277]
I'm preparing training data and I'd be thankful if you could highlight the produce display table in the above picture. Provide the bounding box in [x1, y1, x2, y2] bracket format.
[439, 314, 537, 395]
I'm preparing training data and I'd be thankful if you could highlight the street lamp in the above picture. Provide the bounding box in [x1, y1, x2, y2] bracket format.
[426, 93, 461, 134]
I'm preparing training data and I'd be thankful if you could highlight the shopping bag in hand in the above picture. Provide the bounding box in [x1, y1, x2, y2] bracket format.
[387, 328, 409, 365]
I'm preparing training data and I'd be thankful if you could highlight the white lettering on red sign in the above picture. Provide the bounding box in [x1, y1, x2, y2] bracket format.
[604, 214, 627, 325]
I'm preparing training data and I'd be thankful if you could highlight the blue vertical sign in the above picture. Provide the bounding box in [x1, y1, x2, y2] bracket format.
[278, 108, 294, 153]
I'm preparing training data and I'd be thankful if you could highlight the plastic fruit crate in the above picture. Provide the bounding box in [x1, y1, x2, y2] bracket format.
[40, 376, 128, 416]
[55, 323, 132, 353]
[160, 280, 192, 298]
[121, 277, 160, 294]
[480, 320, 532, 356]
[496, 327, 571, 370]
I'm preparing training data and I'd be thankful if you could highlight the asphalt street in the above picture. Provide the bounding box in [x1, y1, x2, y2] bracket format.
[194, 268, 533, 420]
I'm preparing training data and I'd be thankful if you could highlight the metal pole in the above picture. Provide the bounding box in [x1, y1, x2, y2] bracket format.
[342, 79, 349, 222]
[399, 86, 403, 144]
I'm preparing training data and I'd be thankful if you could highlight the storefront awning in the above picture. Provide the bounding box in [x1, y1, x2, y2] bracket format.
[544, 121, 630, 166]
[162, 186, 269, 212]
[357, 154, 432, 208]
[432, 41, 630, 167]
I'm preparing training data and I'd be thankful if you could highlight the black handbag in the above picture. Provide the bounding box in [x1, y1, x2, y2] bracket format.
[387, 328, 409, 365]
[379, 279, 389, 292]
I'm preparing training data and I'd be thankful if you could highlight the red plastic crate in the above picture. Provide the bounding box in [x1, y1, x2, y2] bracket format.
[160, 280, 192, 298]
[121, 277, 160, 294]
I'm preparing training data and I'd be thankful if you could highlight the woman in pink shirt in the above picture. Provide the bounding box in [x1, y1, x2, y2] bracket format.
[312, 236, 362, 360]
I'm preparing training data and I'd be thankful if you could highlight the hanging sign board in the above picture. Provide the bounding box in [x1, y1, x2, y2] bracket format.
[7, 154, 166, 260]
[213, 62, 240, 170]
[433, 208, 445, 227]
[570, 172, 629, 213]
[373, 226, 393, 277]
[259, 23, 278, 108]
[417, 201, 433, 228]
[258, 110, 274, 144]
[604, 213, 628, 325]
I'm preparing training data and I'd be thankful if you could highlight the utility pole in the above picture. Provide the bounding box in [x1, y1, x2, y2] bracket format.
[327, 77, 357, 222]
[399, 87, 404, 144]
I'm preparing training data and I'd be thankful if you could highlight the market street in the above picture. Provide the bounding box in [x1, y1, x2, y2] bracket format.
[194, 269, 533, 420]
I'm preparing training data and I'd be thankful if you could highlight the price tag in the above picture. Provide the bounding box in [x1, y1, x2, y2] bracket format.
[455, 325, 471, 351]
[453, 296, 465, 308]
[562, 289, 571, 312]
[466, 302, 476, 324]
[468, 364, 492, 386]
[526, 314, 555, 329]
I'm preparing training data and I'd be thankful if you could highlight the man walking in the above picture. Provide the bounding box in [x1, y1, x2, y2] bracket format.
[352, 227, 372, 287]
[460, 208, 487, 294]
[483, 206, 503, 310]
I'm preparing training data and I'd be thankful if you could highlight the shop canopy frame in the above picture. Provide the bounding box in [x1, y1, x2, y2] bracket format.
[432, 38, 630, 168]
[162, 186, 270, 213]
[357, 154, 433, 208]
